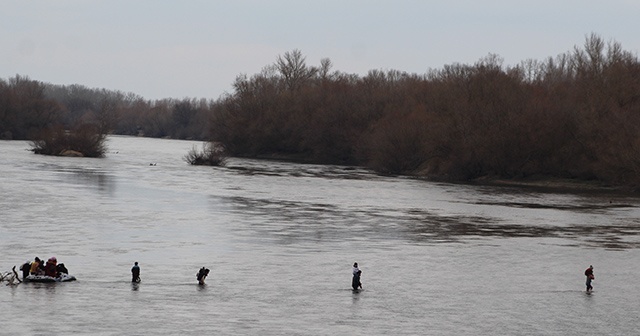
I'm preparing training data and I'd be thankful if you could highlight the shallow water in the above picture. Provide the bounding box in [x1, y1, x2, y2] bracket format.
[2, 136, 640, 335]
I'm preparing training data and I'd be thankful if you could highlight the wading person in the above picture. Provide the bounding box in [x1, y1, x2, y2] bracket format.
[131, 262, 140, 283]
[352, 262, 362, 290]
[585, 265, 594, 292]
[197, 267, 209, 285]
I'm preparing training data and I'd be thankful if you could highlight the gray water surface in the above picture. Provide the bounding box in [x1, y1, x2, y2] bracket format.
[2, 136, 640, 335]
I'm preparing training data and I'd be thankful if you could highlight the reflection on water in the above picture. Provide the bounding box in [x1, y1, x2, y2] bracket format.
[216, 193, 640, 249]
[3, 136, 640, 335]
[226, 163, 372, 180]
[476, 200, 634, 212]
[403, 210, 640, 249]
[61, 166, 115, 195]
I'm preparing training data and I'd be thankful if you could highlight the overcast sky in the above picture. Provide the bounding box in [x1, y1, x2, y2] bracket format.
[2, 0, 639, 100]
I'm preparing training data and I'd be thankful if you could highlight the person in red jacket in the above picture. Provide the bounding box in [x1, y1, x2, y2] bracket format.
[44, 257, 58, 278]
[584, 265, 594, 292]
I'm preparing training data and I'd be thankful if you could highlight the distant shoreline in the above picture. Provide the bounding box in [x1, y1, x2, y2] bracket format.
[253, 151, 640, 195]
[464, 175, 632, 195]
[249, 152, 636, 195]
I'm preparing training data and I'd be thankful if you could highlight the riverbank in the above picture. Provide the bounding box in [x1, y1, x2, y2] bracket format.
[466, 175, 633, 195]
[246, 153, 636, 195]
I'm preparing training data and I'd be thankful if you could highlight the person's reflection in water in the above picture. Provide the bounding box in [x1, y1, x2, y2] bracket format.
[131, 282, 140, 291]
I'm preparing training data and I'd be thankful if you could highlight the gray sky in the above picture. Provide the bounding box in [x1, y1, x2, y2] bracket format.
[2, 0, 639, 101]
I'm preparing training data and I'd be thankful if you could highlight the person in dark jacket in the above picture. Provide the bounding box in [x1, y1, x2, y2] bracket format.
[197, 267, 209, 285]
[38, 259, 46, 275]
[56, 263, 69, 275]
[20, 261, 31, 280]
[352, 262, 362, 290]
[131, 262, 141, 283]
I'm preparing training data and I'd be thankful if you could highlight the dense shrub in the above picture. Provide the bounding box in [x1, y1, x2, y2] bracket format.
[31, 124, 107, 157]
[184, 142, 227, 166]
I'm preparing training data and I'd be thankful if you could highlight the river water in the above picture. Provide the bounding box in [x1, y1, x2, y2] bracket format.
[2, 136, 640, 335]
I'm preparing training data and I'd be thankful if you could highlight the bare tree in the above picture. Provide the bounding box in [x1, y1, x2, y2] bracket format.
[275, 49, 317, 91]
[319, 58, 333, 80]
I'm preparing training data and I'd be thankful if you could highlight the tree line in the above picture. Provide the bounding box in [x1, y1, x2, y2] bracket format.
[211, 34, 640, 187]
[0, 77, 215, 142]
[1, 34, 639, 186]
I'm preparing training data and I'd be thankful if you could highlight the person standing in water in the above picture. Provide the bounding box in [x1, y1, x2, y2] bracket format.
[584, 265, 594, 292]
[197, 267, 209, 285]
[352, 262, 362, 290]
[131, 262, 141, 283]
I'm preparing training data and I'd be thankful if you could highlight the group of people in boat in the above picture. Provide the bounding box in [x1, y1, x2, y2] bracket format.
[19, 256, 69, 280]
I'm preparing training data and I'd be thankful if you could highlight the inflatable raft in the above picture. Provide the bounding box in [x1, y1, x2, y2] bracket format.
[25, 274, 77, 283]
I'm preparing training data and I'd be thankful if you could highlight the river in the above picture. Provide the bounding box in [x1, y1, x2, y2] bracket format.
[1, 136, 640, 335]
